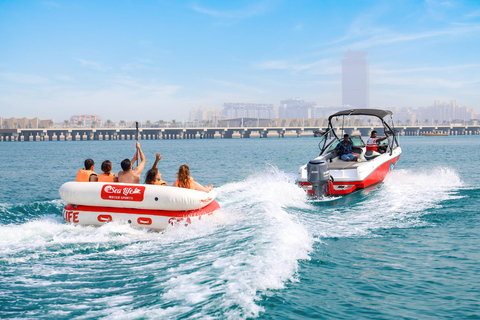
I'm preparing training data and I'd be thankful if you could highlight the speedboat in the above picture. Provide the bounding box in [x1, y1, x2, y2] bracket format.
[297, 109, 402, 198]
[59, 182, 220, 230]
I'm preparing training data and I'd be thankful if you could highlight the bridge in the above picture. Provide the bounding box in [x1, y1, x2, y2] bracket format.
[0, 125, 479, 142]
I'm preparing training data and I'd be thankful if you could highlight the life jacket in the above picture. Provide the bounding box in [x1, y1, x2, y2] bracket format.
[75, 169, 98, 182]
[98, 172, 115, 182]
[366, 138, 378, 152]
[152, 180, 167, 186]
[174, 177, 195, 190]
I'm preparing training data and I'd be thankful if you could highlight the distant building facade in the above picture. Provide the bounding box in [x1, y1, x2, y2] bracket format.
[222, 103, 276, 119]
[418, 100, 477, 124]
[342, 51, 369, 109]
[70, 114, 103, 127]
[279, 98, 317, 118]
[0, 117, 53, 129]
[391, 100, 479, 125]
[189, 107, 223, 122]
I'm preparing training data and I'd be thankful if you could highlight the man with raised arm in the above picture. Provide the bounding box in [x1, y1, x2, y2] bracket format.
[117, 141, 146, 184]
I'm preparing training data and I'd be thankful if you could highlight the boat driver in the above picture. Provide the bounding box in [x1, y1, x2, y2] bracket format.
[332, 134, 358, 162]
[366, 130, 389, 156]
[117, 141, 146, 184]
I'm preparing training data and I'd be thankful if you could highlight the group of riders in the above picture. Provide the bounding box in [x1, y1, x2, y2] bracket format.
[75, 141, 213, 193]
[333, 130, 389, 162]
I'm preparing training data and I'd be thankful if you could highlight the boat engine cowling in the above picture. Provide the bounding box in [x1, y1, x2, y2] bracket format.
[307, 159, 330, 198]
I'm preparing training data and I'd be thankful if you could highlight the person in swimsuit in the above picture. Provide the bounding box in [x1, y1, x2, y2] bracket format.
[117, 141, 146, 184]
[172, 164, 213, 192]
[145, 153, 167, 185]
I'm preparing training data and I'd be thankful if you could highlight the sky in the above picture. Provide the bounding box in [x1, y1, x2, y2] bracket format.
[1, 0, 480, 122]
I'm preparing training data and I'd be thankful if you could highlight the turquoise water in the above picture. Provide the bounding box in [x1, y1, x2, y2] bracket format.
[0, 136, 479, 319]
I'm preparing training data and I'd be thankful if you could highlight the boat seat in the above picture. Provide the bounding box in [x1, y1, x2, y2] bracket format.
[364, 150, 380, 161]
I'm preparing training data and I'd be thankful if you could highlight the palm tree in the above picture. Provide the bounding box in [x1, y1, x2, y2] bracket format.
[424, 119, 429, 125]
[77, 121, 83, 127]
[63, 120, 70, 128]
[119, 120, 126, 127]
[145, 120, 152, 128]
[91, 121, 98, 128]
[406, 119, 411, 126]
[105, 119, 114, 127]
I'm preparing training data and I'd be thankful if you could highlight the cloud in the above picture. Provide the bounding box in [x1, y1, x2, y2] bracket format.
[464, 10, 480, 19]
[371, 63, 480, 75]
[346, 25, 480, 50]
[74, 58, 107, 71]
[41, 1, 60, 8]
[373, 74, 479, 89]
[206, 78, 267, 94]
[0, 73, 50, 85]
[190, 1, 274, 19]
[293, 24, 303, 31]
[253, 58, 340, 75]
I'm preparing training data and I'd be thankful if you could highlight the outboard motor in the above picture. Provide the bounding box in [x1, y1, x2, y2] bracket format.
[307, 159, 330, 198]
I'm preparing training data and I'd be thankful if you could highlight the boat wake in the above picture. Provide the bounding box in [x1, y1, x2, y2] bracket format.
[0, 166, 466, 319]
[295, 166, 465, 239]
[0, 168, 312, 319]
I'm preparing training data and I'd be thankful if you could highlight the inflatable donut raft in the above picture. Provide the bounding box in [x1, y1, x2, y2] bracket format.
[59, 182, 220, 230]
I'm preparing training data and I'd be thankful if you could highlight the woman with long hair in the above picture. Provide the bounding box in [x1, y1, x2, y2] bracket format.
[145, 153, 167, 185]
[173, 164, 212, 192]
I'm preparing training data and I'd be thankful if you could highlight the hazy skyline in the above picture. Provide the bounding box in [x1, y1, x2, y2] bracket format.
[1, 0, 480, 122]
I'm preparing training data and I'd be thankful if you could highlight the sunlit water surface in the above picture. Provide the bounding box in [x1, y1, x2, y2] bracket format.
[0, 136, 478, 319]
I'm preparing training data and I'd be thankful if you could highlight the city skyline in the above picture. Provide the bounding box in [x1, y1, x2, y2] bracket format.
[1, 1, 480, 121]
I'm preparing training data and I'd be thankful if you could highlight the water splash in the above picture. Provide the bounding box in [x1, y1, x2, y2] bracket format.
[0, 168, 313, 319]
[296, 166, 465, 239]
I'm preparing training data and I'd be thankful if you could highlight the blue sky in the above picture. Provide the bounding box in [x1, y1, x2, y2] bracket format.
[1, 0, 479, 122]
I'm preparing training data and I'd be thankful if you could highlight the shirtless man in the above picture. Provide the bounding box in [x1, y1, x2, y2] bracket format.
[117, 141, 146, 184]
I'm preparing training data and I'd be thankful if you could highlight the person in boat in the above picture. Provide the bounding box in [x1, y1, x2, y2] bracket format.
[173, 164, 213, 192]
[117, 141, 146, 184]
[332, 134, 358, 162]
[75, 159, 98, 182]
[98, 160, 118, 182]
[366, 130, 389, 156]
[145, 153, 167, 185]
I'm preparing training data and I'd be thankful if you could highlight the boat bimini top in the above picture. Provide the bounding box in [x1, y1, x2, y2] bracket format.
[318, 108, 400, 157]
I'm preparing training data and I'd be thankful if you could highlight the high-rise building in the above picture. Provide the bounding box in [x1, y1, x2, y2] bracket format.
[342, 51, 369, 109]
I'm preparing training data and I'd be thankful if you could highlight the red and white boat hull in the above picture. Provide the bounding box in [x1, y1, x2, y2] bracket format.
[59, 182, 220, 230]
[298, 148, 401, 197]
[62, 200, 220, 230]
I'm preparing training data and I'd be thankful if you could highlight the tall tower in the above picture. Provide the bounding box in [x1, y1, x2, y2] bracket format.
[342, 51, 369, 109]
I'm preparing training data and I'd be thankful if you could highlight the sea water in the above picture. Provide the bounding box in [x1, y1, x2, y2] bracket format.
[0, 136, 478, 319]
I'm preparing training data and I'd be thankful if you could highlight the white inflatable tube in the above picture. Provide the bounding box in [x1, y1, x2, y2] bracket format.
[59, 182, 217, 211]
